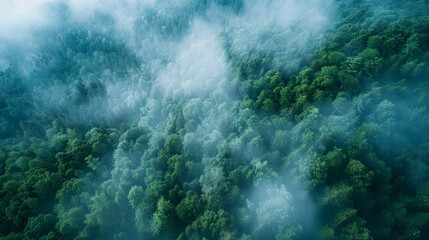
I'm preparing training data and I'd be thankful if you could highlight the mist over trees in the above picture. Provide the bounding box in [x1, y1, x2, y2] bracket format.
[1, 0, 429, 239]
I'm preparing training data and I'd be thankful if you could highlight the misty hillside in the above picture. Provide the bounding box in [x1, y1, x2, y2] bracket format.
[1, 0, 429, 239]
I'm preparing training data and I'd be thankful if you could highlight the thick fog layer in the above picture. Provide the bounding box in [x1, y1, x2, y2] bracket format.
[1, 0, 429, 239]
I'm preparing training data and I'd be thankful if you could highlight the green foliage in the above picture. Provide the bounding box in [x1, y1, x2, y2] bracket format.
[1, 1, 429, 240]
[150, 197, 175, 237]
[175, 191, 203, 224]
[187, 209, 236, 239]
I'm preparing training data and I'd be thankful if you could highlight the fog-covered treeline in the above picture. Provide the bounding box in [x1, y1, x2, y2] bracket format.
[1, 0, 429, 239]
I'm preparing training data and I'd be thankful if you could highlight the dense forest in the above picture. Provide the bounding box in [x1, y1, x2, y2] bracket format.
[1, 0, 429, 239]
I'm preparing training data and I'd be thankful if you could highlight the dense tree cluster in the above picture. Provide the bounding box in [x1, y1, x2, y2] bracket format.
[1, 0, 429, 239]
